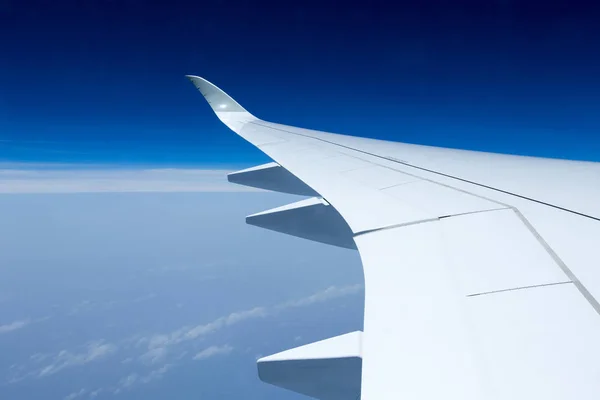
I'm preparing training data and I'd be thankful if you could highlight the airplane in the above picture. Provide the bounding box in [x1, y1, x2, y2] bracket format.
[186, 75, 600, 400]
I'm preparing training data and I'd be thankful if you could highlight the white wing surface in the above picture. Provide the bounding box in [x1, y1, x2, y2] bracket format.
[187, 75, 600, 400]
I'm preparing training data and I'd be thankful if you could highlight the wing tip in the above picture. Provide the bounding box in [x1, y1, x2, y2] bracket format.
[185, 74, 249, 114]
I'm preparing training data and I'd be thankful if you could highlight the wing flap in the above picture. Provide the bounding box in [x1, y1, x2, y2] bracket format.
[356, 213, 600, 399]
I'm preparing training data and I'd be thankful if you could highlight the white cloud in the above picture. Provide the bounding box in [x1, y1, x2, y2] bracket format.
[136, 284, 363, 359]
[112, 364, 174, 393]
[139, 347, 168, 365]
[184, 306, 268, 341]
[8, 284, 363, 389]
[38, 341, 117, 377]
[63, 388, 86, 400]
[277, 284, 364, 309]
[193, 344, 233, 361]
[29, 353, 50, 363]
[0, 319, 30, 334]
[0, 168, 260, 193]
[120, 373, 138, 388]
[139, 363, 173, 384]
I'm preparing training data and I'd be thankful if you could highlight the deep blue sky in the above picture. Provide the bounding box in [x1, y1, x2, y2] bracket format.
[1, 0, 600, 165]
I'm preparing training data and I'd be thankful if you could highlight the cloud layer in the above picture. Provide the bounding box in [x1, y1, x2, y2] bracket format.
[38, 341, 117, 377]
[5, 284, 363, 398]
[0, 168, 260, 193]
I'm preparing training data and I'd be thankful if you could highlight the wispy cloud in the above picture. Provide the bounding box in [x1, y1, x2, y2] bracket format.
[139, 347, 168, 365]
[7, 284, 363, 389]
[277, 284, 363, 309]
[0, 316, 50, 335]
[38, 341, 117, 377]
[0, 168, 260, 193]
[0, 319, 30, 334]
[137, 284, 363, 357]
[139, 363, 173, 384]
[112, 363, 174, 394]
[193, 344, 233, 360]
[117, 373, 138, 390]
[63, 388, 86, 400]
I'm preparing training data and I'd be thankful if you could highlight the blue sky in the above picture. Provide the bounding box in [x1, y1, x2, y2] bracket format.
[1, 0, 600, 165]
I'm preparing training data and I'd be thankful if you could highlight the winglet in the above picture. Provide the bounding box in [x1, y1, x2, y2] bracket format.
[185, 75, 251, 115]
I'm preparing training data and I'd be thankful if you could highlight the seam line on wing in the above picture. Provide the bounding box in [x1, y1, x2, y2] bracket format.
[467, 281, 573, 297]
[353, 207, 510, 238]
[353, 218, 439, 237]
[376, 180, 421, 190]
[438, 207, 510, 219]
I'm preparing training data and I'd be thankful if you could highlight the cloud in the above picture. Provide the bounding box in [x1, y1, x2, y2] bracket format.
[63, 389, 86, 400]
[139, 363, 173, 384]
[183, 307, 268, 341]
[119, 373, 138, 389]
[139, 347, 168, 365]
[193, 344, 233, 361]
[0, 316, 51, 335]
[29, 353, 50, 363]
[137, 284, 363, 358]
[112, 364, 174, 393]
[0, 168, 260, 193]
[38, 341, 117, 377]
[277, 284, 364, 309]
[7, 284, 363, 389]
[0, 319, 30, 334]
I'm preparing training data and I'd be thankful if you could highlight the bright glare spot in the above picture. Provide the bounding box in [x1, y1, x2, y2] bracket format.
[218, 104, 227, 109]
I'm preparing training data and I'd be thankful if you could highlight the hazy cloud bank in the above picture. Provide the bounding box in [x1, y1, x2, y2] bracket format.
[0, 168, 260, 193]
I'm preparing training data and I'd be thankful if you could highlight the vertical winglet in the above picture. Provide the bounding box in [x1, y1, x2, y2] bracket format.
[186, 75, 257, 131]
[185, 75, 252, 115]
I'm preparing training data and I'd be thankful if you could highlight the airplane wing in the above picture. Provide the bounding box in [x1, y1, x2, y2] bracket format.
[186, 75, 600, 400]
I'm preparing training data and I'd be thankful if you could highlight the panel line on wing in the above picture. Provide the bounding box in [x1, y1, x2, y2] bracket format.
[353, 217, 440, 237]
[354, 207, 510, 238]
[466, 281, 573, 297]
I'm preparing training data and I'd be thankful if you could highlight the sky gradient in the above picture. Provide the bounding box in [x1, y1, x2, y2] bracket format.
[2, 1, 600, 166]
